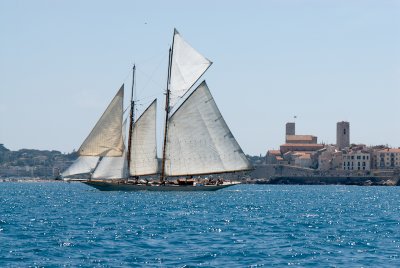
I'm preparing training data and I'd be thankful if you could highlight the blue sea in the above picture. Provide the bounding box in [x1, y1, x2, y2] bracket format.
[0, 183, 399, 267]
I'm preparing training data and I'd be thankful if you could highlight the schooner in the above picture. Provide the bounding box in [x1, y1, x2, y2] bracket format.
[62, 29, 252, 191]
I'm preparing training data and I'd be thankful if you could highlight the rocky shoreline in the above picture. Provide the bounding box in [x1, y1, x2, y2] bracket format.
[247, 176, 400, 186]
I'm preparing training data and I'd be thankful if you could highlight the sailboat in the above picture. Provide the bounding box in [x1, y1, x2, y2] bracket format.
[62, 29, 252, 191]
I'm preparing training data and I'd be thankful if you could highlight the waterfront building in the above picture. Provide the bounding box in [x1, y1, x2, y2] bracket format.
[281, 151, 313, 168]
[280, 143, 324, 154]
[337, 121, 350, 150]
[286, 135, 317, 144]
[293, 153, 313, 168]
[282, 122, 321, 153]
[342, 150, 371, 171]
[286, 122, 295, 136]
[374, 148, 400, 169]
[266, 150, 280, 164]
[318, 146, 343, 171]
[284, 122, 318, 144]
[277, 122, 324, 167]
[266, 150, 287, 165]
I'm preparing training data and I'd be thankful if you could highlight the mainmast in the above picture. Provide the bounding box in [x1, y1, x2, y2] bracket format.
[160, 46, 173, 183]
[127, 65, 136, 177]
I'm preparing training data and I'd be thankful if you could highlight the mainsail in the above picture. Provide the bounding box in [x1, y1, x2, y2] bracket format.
[129, 100, 158, 176]
[169, 29, 212, 108]
[78, 85, 125, 157]
[61, 156, 99, 177]
[164, 81, 252, 176]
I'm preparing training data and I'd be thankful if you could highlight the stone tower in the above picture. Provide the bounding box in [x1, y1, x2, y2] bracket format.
[286, 122, 295, 136]
[336, 121, 350, 149]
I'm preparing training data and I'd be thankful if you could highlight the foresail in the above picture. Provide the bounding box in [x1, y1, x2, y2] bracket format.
[92, 119, 128, 179]
[78, 85, 125, 157]
[165, 81, 252, 176]
[169, 29, 212, 108]
[91, 153, 128, 179]
[61, 156, 99, 177]
[129, 100, 158, 176]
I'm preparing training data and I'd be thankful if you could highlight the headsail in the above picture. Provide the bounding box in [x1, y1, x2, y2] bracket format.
[92, 119, 128, 179]
[91, 153, 128, 179]
[169, 29, 212, 108]
[61, 156, 99, 177]
[129, 100, 158, 176]
[78, 85, 125, 157]
[165, 81, 252, 176]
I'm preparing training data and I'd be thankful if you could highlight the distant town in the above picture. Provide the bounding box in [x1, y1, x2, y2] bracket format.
[266, 121, 400, 171]
[254, 121, 400, 185]
[0, 144, 76, 179]
[1, 121, 399, 185]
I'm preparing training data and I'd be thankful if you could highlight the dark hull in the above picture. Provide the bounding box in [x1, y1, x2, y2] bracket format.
[83, 181, 238, 191]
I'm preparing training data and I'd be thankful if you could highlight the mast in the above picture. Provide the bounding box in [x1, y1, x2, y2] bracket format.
[127, 65, 136, 177]
[160, 46, 173, 183]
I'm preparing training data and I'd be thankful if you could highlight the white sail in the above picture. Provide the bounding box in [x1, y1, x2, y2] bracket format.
[91, 153, 128, 179]
[61, 156, 99, 177]
[78, 85, 125, 157]
[169, 29, 212, 108]
[92, 119, 128, 179]
[129, 100, 158, 176]
[165, 81, 252, 176]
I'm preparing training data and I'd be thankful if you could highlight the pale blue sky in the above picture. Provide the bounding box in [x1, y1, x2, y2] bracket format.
[1, 0, 399, 155]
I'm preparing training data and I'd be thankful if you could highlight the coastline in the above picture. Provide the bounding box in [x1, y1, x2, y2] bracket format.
[0, 177, 62, 183]
[247, 176, 400, 186]
[2, 176, 400, 186]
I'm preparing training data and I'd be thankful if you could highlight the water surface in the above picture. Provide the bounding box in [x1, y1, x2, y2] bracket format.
[0, 182, 399, 267]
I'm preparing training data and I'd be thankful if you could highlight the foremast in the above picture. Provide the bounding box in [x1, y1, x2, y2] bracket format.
[127, 65, 136, 177]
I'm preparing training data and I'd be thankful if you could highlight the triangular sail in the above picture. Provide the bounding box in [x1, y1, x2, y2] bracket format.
[169, 29, 212, 108]
[92, 119, 128, 179]
[91, 153, 128, 179]
[78, 85, 125, 157]
[165, 81, 252, 176]
[129, 100, 158, 176]
[61, 156, 99, 177]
